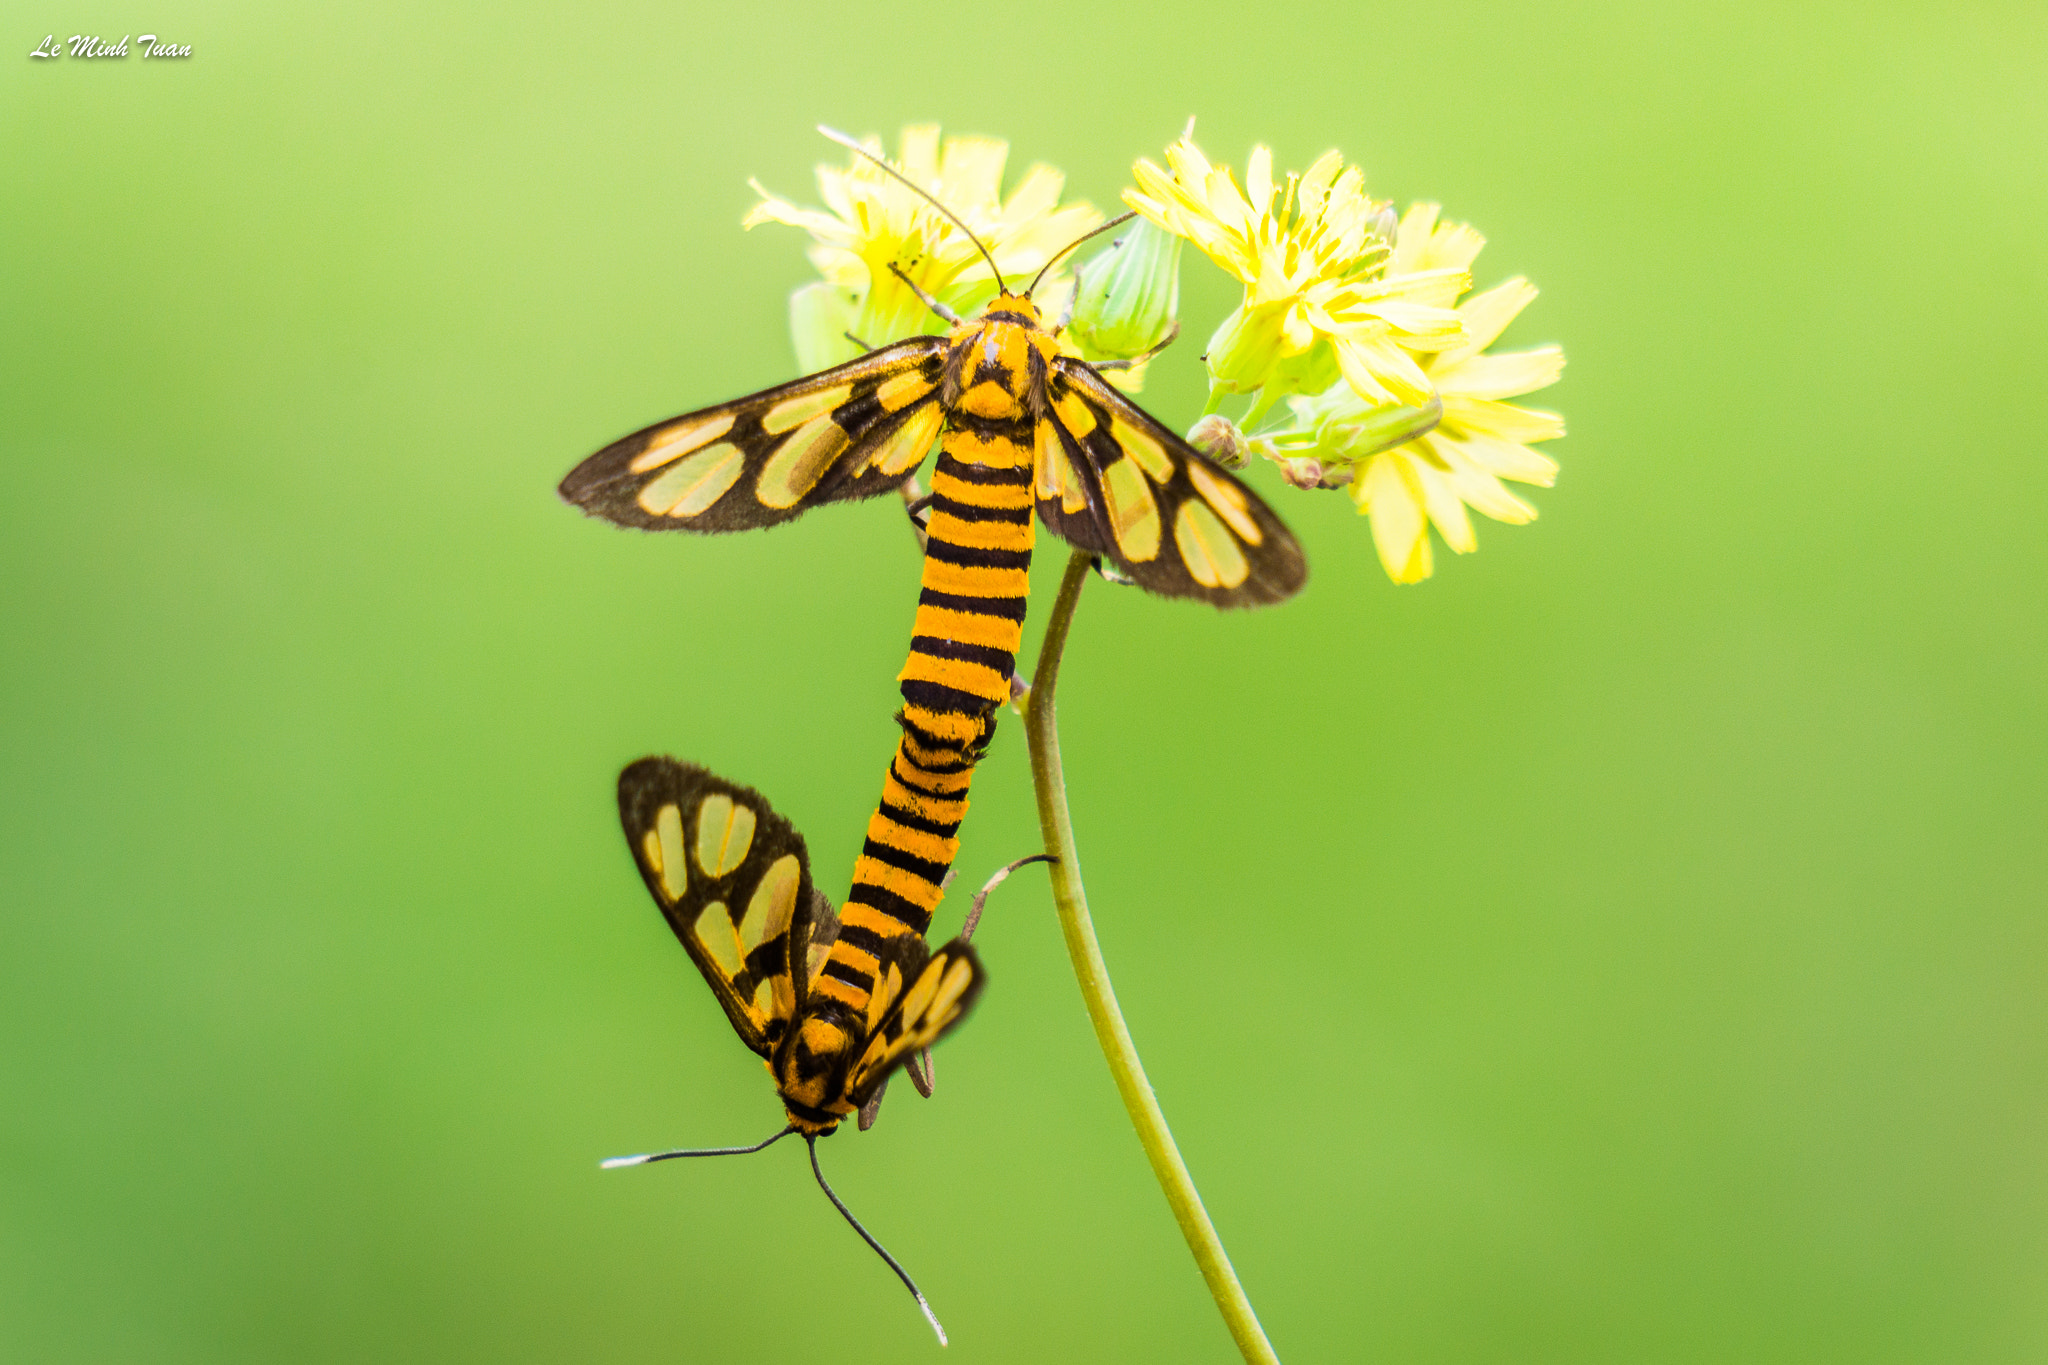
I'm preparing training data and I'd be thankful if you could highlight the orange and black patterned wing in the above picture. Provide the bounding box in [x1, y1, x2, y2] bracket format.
[840, 936, 985, 1108]
[1035, 356, 1308, 608]
[615, 757, 825, 1058]
[562, 338, 949, 532]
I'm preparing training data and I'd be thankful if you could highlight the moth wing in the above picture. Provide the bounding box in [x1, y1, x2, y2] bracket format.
[615, 757, 817, 1058]
[562, 337, 949, 532]
[841, 937, 986, 1108]
[1040, 357, 1308, 607]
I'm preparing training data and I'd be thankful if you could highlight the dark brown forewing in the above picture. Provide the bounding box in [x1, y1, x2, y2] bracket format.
[561, 338, 948, 533]
[1044, 358, 1308, 608]
[614, 757, 818, 1057]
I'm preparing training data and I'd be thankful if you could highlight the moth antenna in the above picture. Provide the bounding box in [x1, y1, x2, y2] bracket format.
[1025, 211, 1138, 298]
[600, 1124, 795, 1169]
[960, 854, 1056, 943]
[806, 1134, 947, 1345]
[817, 124, 1005, 296]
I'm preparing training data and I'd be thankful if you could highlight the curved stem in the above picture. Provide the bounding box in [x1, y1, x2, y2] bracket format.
[1020, 550, 1281, 1365]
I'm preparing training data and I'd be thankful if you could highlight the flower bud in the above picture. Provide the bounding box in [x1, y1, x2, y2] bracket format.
[1186, 414, 1249, 469]
[1203, 298, 1294, 394]
[1279, 457, 1325, 490]
[1066, 218, 1184, 360]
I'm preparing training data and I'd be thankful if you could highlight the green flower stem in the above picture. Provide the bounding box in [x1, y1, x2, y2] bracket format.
[1020, 549, 1281, 1365]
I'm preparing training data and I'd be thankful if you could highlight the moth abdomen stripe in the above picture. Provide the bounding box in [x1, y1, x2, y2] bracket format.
[876, 802, 958, 839]
[916, 587, 1029, 620]
[931, 457, 1035, 486]
[908, 635, 1016, 674]
[920, 539, 1032, 571]
[859, 838, 950, 886]
[822, 959, 875, 990]
[844, 883, 935, 935]
[929, 494, 1034, 525]
[900, 678, 1001, 714]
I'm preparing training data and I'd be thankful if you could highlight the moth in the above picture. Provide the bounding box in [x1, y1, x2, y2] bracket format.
[601, 756, 984, 1343]
[560, 134, 1308, 1022]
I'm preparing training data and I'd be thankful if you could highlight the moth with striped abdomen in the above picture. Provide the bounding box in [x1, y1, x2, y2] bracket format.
[602, 756, 983, 1343]
[563, 131, 1307, 1046]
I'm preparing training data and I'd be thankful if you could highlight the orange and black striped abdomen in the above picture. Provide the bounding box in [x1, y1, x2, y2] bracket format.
[812, 310, 1047, 1022]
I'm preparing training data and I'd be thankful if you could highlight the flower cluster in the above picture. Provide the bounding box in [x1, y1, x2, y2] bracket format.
[746, 125, 1101, 371]
[1127, 133, 1566, 583]
[749, 125, 1564, 584]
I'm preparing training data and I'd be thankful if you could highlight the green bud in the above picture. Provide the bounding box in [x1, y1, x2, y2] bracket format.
[789, 281, 860, 374]
[1186, 414, 1249, 469]
[1203, 298, 1293, 394]
[1067, 218, 1183, 360]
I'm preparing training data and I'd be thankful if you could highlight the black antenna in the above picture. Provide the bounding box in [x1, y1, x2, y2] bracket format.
[1025, 211, 1138, 298]
[806, 1134, 947, 1345]
[817, 125, 1006, 296]
[599, 1125, 795, 1169]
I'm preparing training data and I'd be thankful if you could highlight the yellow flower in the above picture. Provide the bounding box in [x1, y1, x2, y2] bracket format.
[746, 125, 1101, 370]
[1125, 133, 1468, 411]
[1348, 204, 1565, 583]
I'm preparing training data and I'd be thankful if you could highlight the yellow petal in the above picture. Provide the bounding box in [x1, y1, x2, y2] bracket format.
[1337, 335, 1435, 407]
[1433, 346, 1565, 400]
[1245, 145, 1273, 215]
[1390, 203, 1440, 277]
[1359, 452, 1433, 582]
[1440, 278, 1538, 363]
[1441, 396, 1566, 444]
[1412, 451, 1477, 552]
[1441, 429, 1558, 489]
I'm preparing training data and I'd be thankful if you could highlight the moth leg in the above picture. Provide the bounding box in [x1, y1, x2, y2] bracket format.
[898, 478, 931, 552]
[1088, 320, 1182, 373]
[905, 1051, 934, 1098]
[843, 331, 877, 354]
[887, 263, 962, 325]
[857, 1076, 890, 1131]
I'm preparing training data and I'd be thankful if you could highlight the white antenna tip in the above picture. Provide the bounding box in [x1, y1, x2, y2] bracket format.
[917, 1294, 948, 1346]
[599, 1154, 649, 1169]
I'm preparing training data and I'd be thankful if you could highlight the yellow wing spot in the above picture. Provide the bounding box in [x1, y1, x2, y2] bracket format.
[761, 384, 852, 435]
[1053, 390, 1096, 438]
[756, 414, 850, 508]
[739, 854, 800, 953]
[895, 958, 944, 1032]
[637, 444, 744, 518]
[865, 962, 904, 1036]
[694, 794, 756, 877]
[1110, 415, 1173, 484]
[876, 370, 936, 412]
[929, 956, 975, 1021]
[1033, 420, 1064, 501]
[753, 978, 776, 1018]
[652, 804, 687, 902]
[1186, 460, 1265, 546]
[692, 901, 743, 978]
[858, 402, 943, 480]
[630, 413, 737, 474]
[806, 940, 833, 990]
[1101, 458, 1162, 562]
[1175, 499, 1251, 589]
[1058, 446, 1088, 514]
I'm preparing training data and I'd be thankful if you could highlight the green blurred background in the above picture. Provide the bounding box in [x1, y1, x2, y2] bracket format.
[4, 2, 2044, 1360]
